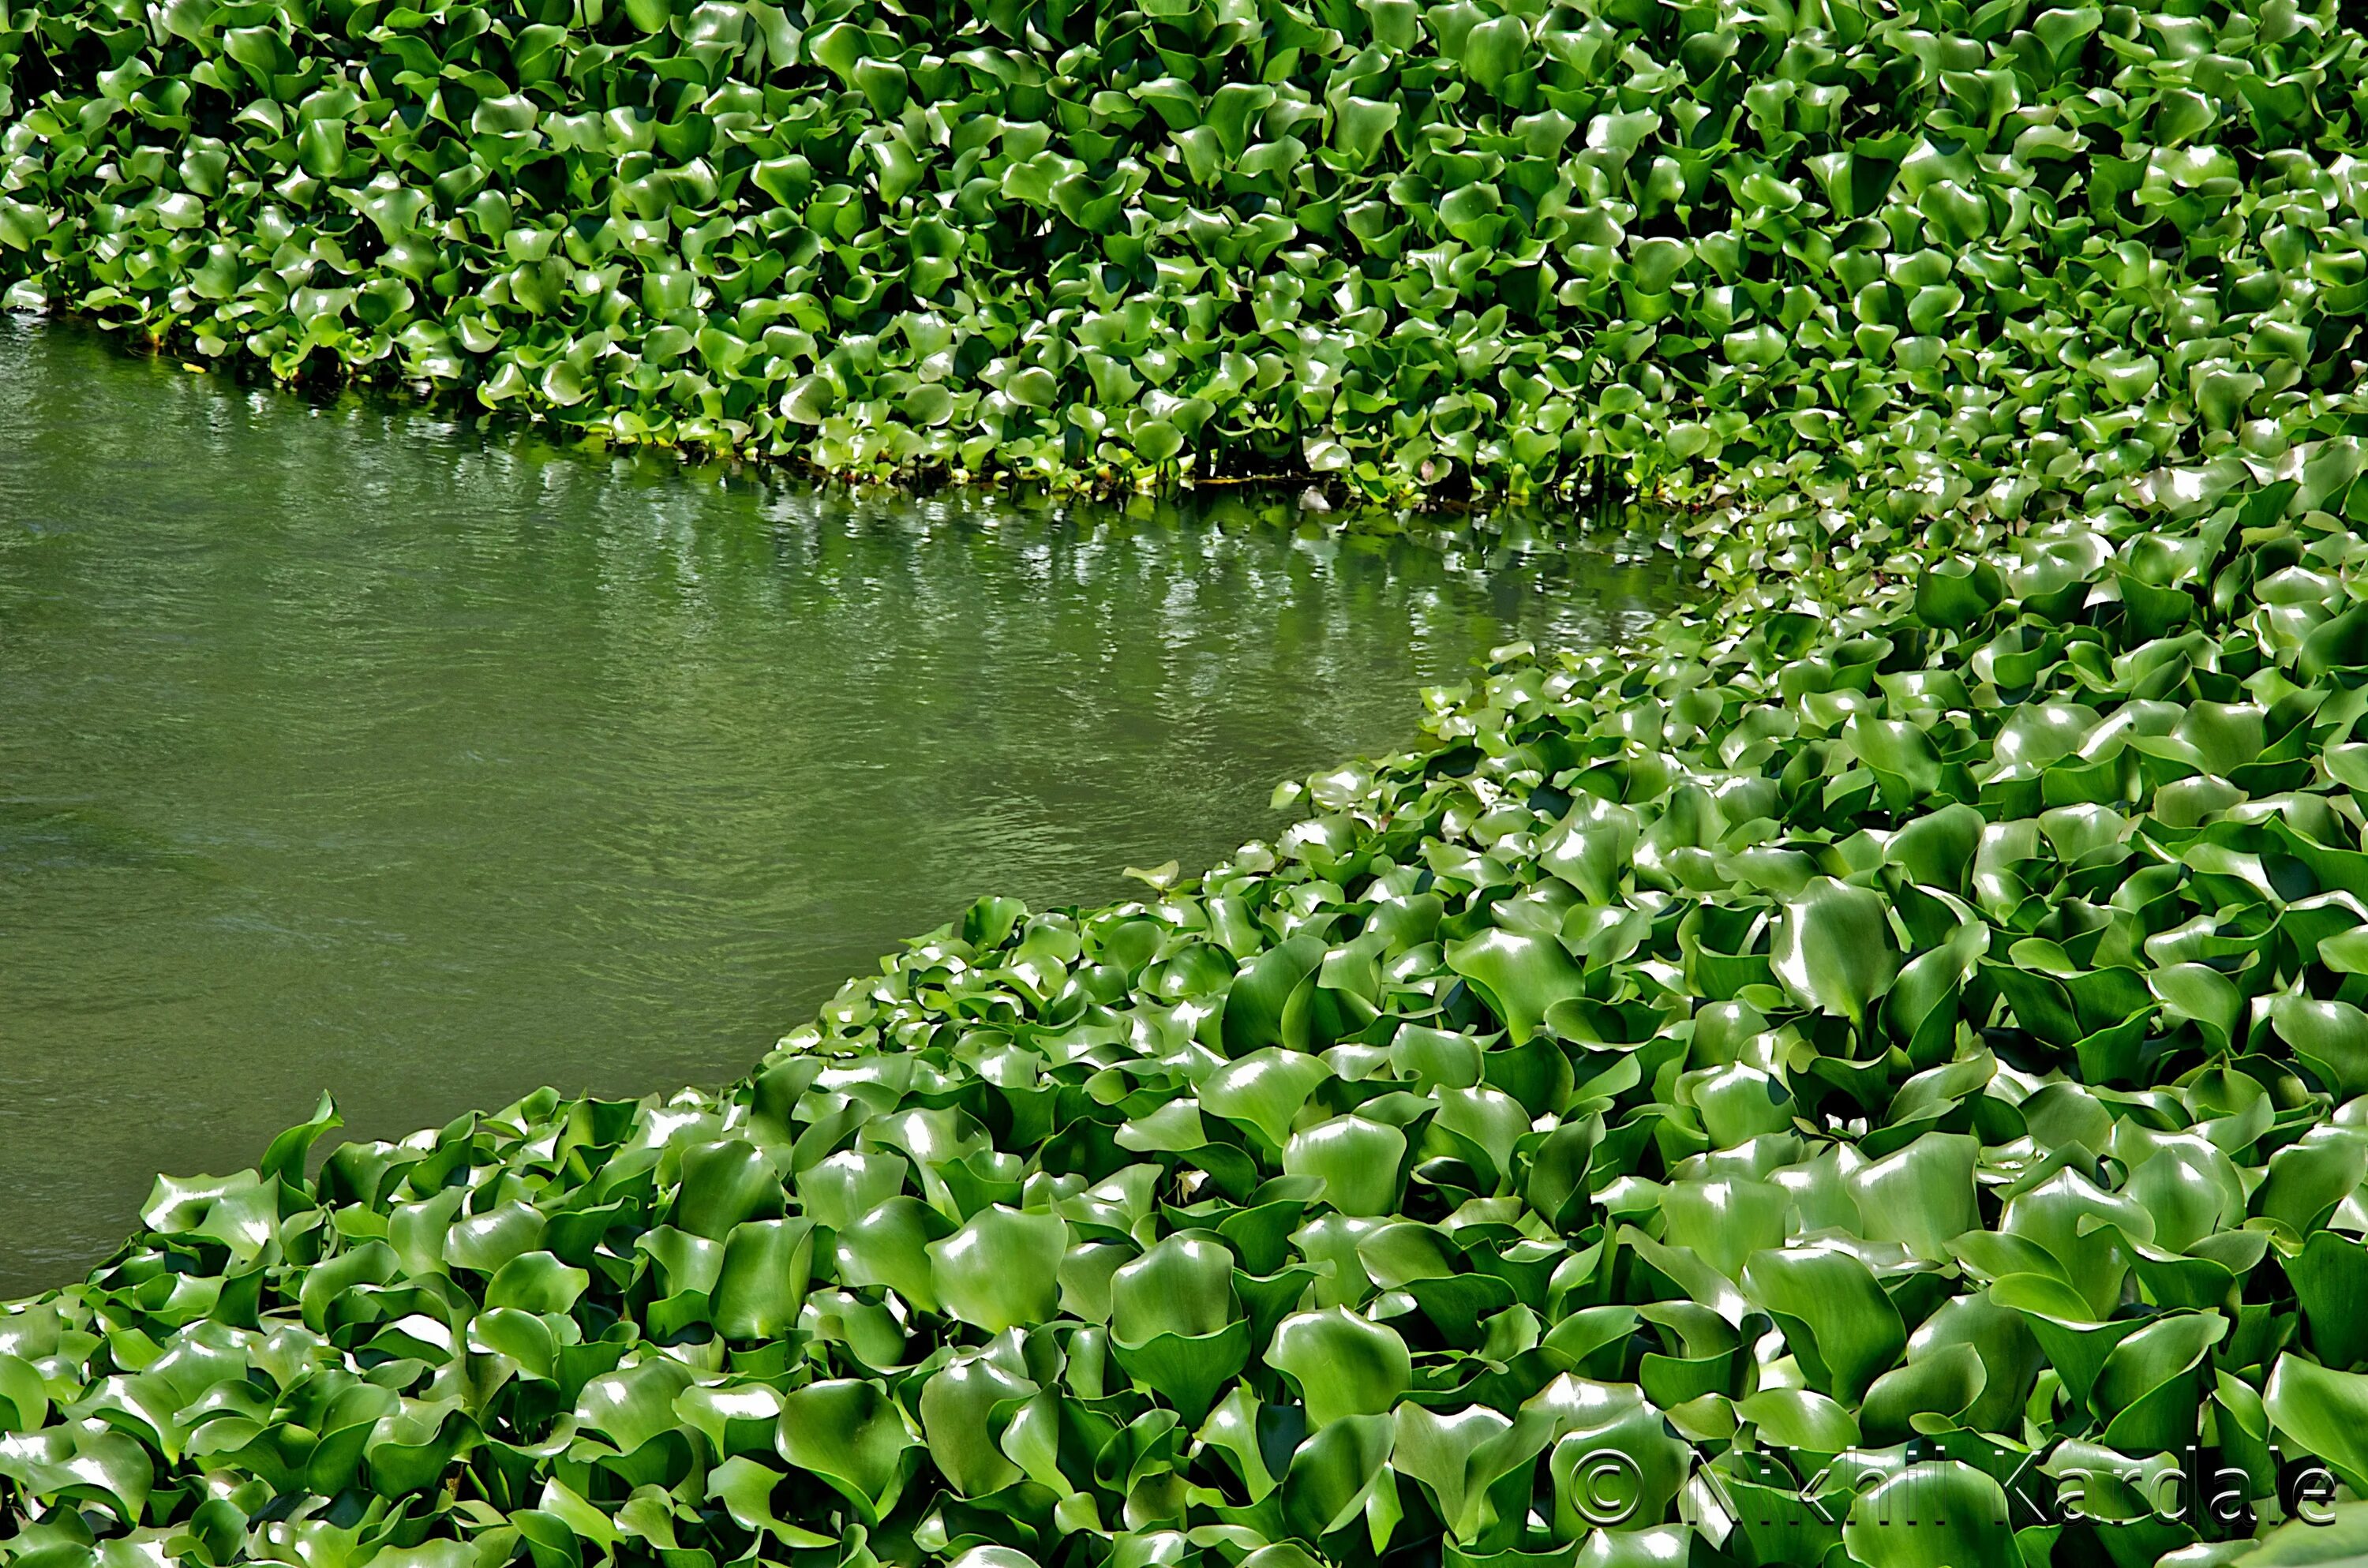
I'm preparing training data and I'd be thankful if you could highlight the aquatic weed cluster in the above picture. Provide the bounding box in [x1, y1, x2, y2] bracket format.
[6, 464, 2368, 1568]
[17, 1, 2368, 1567]
[0, 0, 2359, 497]
[22, 432, 2368, 1568]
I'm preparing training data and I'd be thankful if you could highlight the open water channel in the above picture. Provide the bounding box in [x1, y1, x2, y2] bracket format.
[0, 318, 1674, 1292]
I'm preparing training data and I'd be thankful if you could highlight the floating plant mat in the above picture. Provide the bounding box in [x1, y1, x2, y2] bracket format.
[0, 0, 2359, 503]
[14, 431, 2368, 1568]
[15, 2, 2368, 1568]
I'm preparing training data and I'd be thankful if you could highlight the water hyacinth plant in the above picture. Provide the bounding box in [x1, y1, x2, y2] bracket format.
[16, 2, 2368, 1568]
[33, 457, 2368, 1568]
[0, 0, 2358, 498]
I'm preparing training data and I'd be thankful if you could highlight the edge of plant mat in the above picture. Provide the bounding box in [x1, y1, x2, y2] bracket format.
[9, 426, 2368, 1568]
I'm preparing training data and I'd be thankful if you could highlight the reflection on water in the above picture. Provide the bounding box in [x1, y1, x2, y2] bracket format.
[0, 319, 1677, 1292]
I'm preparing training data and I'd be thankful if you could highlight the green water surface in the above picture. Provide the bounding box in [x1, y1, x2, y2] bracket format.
[0, 319, 1673, 1293]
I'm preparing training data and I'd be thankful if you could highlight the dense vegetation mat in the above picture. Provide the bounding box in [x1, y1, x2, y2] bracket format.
[17, 2, 2368, 1568]
[14, 435, 2368, 1568]
[0, 0, 2360, 496]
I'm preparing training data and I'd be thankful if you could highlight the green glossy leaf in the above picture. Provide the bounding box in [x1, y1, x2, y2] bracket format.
[1743, 1246, 1905, 1405]
[1444, 929, 1587, 1042]
[1770, 878, 1899, 1027]
[928, 1204, 1066, 1331]
[711, 1218, 815, 1340]
[1268, 1308, 1412, 1426]
[776, 1379, 916, 1521]
[2266, 1355, 2368, 1494]
[1842, 1462, 2016, 1568]
[1111, 1232, 1238, 1343]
